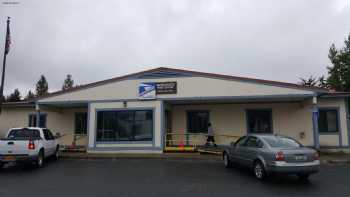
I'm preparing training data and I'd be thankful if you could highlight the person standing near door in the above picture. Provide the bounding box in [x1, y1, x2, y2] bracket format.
[206, 122, 217, 147]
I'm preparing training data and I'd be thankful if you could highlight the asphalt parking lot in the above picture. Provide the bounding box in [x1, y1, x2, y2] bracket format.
[0, 159, 350, 197]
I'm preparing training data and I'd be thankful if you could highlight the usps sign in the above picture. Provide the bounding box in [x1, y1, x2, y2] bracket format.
[138, 83, 156, 100]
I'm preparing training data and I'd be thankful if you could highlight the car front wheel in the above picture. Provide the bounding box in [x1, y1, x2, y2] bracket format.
[253, 161, 266, 180]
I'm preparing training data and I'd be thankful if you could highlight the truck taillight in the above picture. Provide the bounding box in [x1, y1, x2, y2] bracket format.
[313, 152, 319, 160]
[28, 141, 35, 150]
[275, 151, 285, 161]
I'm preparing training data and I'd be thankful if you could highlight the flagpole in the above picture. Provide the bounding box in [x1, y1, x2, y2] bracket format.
[0, 17, 10, 113]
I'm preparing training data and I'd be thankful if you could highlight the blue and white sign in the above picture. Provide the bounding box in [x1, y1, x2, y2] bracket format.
[139, 83, 156, 100]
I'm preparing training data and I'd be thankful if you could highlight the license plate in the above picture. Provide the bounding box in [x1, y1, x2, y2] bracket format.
[3, 155, 15, 162]
[295, 155, 307, 161]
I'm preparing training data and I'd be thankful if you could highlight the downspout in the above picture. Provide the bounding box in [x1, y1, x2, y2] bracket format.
[160, 100, 165, 152]
[312, 94, 320, 149]
[346, 98, 350, 147]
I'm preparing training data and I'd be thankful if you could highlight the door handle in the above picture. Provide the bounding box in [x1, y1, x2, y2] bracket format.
[7, 141, 14, 145]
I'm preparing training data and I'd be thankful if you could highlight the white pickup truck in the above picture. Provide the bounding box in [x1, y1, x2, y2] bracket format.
[0, 127, 59, 168]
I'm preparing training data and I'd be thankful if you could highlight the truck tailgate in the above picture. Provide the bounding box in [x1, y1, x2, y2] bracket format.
[0, 140, 31, 155]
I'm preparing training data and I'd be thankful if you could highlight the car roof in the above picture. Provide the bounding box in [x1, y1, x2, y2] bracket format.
[9, 127, 44, 130]
[246, 133, 285, 138]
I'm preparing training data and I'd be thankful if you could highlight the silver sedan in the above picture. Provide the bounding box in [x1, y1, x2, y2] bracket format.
[223, 134, 320, 181]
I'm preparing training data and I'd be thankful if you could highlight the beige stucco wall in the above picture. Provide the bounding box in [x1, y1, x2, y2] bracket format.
[0, 107, 35, 138]
[88, 101, 162, 152]
[0, 97, 348, 149]
[169, 98, 349, 147]
[169, 102, 314, 146]
[0, 106, 87, 146]
[44, 107, 88, 146]
[39, 76, 313, 103]
[319, 135, 340, 146]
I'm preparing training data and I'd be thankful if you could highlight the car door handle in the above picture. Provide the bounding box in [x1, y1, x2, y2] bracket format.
[7, 141, 14, 145]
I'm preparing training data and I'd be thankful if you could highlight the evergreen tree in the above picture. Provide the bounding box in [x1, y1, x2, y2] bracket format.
[35, 75, 49, 96]
[326, 34, 350, 91]
[62, 74, 74, 90]
[0, 95, 5, 103]
[318, 75, 328, 88]
[6, 88, 21, 102]
[25, 90, 35, 100]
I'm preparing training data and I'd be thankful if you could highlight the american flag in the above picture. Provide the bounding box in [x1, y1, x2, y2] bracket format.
[5, 17, 11, 55]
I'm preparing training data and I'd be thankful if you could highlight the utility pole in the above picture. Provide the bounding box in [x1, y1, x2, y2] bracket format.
[0, 17, 11, 113]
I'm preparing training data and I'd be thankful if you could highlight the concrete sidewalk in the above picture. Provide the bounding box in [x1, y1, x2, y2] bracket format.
[59, 152, 222, 161]
[320, 152, 350, 164]
[59, 152, 350, 164]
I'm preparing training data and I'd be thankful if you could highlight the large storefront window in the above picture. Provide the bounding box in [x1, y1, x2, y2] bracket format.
[96, 110, 153, 142]
[247, 109, 272, 133]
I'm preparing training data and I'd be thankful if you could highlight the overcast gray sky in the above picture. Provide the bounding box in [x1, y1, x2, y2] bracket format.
[0, 0, 350, 96]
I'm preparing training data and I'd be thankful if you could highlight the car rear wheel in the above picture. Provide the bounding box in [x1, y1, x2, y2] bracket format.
[253, 161, 266, 180]
[223, 152, 232, 168]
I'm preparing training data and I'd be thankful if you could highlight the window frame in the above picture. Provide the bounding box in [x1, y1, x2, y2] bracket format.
[186, 110, 210, 134]
[246, 109, 273, 134]
[95, 108, 155, 144]
[318, 107, 341, 135]
[28, 113, 47, 128]
[75, 112, 88, 135]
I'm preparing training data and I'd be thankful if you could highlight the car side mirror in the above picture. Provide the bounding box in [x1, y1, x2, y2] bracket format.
[230, 142, 236, 147]
[55, 132, 61, 139]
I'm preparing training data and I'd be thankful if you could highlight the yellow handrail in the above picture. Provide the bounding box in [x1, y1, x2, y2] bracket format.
[164, 132, 240, 151]
[166, 132, 239, 138]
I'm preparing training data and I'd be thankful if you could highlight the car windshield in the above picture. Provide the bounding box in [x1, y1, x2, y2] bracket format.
[7, 129, 41, 140]
[261, 136, 301, 148]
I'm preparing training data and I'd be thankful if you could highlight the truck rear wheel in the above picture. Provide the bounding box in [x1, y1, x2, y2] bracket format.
[35, 150, 45, 168]
[53, 146, 59, 161]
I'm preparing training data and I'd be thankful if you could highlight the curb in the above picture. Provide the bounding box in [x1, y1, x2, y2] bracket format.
[58, 153, 350, 164]
[323, 159, 350, 164]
